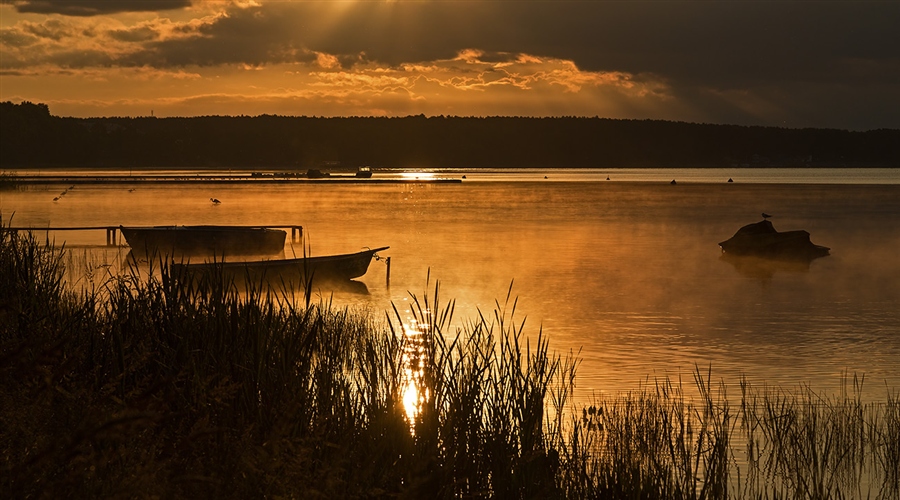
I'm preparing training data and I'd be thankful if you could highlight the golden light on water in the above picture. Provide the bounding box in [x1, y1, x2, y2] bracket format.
[399, 172, 437, 181]
[400, 316, 429, 428]
[401, 382, 419, 424]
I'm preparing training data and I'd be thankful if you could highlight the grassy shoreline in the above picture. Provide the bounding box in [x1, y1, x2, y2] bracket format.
[2, 226, 898, 498]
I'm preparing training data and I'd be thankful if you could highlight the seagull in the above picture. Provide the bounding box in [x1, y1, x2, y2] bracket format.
[762, 212, 772, 219]
[210, 198, 221, 204]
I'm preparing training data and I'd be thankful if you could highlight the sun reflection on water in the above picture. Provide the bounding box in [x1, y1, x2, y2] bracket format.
[399, 316, 429, 430]
[399, 171, 436, 180]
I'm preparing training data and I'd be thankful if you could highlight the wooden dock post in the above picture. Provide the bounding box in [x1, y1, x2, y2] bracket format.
[106, 227, 117, 246]
[385, 256, 391, 289]
[291, 226, 303, 244]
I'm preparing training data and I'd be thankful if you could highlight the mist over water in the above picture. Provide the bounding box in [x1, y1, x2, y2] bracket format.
[3, 169, 899, 402]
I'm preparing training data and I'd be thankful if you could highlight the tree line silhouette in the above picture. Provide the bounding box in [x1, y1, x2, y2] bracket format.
[2, 101, 898, 169]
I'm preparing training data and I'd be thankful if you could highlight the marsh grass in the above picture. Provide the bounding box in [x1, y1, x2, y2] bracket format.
[561, 370, 899, 500]
[2, 225, 899, 499]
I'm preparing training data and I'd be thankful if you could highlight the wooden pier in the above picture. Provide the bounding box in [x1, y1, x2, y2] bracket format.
[2, 225, 304, 246]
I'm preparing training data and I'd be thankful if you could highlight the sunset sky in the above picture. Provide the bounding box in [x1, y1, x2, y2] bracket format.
[1, 0, 898, 130]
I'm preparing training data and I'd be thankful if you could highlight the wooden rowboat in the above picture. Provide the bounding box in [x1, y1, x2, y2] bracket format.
[120, 225, 286, 257]
[171, 247, 389, 287]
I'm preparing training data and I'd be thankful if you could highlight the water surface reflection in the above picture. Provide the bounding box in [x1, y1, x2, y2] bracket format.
[4, 175, 899, 403]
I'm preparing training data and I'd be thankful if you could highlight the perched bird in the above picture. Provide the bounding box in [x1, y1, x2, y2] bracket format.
[762, 212, 772, 219]
[210, 198, 221, 204]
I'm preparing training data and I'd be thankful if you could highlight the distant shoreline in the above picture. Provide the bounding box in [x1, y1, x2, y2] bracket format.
[4, 102, 899, 170]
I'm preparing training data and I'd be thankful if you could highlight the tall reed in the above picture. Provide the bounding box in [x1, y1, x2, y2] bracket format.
[390, 279, 577, 498]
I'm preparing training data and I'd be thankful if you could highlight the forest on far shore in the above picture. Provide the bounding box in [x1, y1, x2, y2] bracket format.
[2, 101, 898, 169]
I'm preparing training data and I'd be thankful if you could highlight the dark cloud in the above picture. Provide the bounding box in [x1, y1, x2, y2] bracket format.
[6, 1, 899, 89]
[0, 27, 39, 48]
[108, 26, 159, 43]
[121, 4, 319, 68]
[9, 0, 190, 16]
[125, 2, 899, 88]
[23, 19, 73, 41]
[48, 48, 118, 68]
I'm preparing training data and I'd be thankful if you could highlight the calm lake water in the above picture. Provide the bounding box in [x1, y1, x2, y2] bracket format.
[3, 168, 899, 402]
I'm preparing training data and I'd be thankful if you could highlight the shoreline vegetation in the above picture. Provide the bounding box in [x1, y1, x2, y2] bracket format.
[3, 101, 899, 170]
[2, 224, 899, 498]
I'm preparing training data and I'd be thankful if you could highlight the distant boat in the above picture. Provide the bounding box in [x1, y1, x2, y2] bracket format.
[171, 247, 389, 287]
[355, 166, 373, 178]
[718, 220, 829, 260]
[120, 225, 286, 257]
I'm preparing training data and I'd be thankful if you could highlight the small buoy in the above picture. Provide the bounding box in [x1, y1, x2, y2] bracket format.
[544, 176, 548, 179]
[727, 178, 733, 183]
[670, 179, 677, 185]
[462, 175, 466, 179]
[607, 176, 610, 180]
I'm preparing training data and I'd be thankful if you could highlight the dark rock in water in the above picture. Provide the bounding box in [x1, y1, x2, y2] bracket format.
[718, 220, 830, 260]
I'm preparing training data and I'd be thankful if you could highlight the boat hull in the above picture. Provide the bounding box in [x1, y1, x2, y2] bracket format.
[121, 225, 286, 257]
[171, 247, 389, 289]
